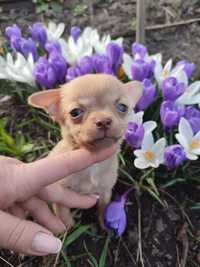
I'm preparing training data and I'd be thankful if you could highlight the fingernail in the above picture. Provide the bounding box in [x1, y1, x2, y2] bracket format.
[32, 232, 62, 254]
[91, 194, 100, 200]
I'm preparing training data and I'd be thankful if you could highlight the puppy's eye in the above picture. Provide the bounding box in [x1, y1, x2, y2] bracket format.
[70, 108, 84, 118]
[116, 103, 128, 113]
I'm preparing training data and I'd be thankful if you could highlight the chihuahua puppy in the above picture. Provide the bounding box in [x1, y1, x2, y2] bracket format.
[28, 74, 142, 228]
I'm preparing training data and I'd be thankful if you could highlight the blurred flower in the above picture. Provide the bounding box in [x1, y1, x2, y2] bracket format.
[92, 54, 112, 74]
[93, 32, 123, 55]
[66, 66, 82, 81]
[20, 38, 38, 61]
[183, 106, 200, 134]
[66, 56, 93, 81]
[29, 22, 47, 47]
[162, 77, 185, 101]
[34, 57, 57, 88]
[45, 41, 62, 54]
[132, 42, 147, 60]
[136, 79, 157, 110]
[176, 81, 200, 106]
[106, 42, 123, 74]
[175, 118, 200, 160]
[46, 21, 65, 41]
[5, 24, 22, 39]
[125, 110, 157, 149]
[78, 56, 93, 74]
[164, 144, 186, 169]
[9, 36, 23, 52]
[123, 53, 155, 81]
[134, 133, 166, 169]
[70, 26, 81, 42]
[125, 122, 145, 149]
[59, 34, 93, 66]
[48, 52, 67, 83]
[0, 53, 35, 85]
[176, 60, 195, 78]
[154, 58, 188, 87]
[160, 101, 184, 129]
[104, 196, 126, 236]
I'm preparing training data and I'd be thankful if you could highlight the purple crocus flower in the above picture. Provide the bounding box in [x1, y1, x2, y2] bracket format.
[132, 42, 147, 60]
[125, 122, 145, 149]
[10, 36, 23, 52]
[34, 57, 57, 88]
[104, 187, 134, 236]
[78, 56, 94, 75]
[70, 26, 81, 42]
[176, 60, 196, 78]
[20, 38, 38, 61]
[164, 144, 186, 169]
[66, 66, 82, 81]
[136, 79, 157, 110]
[160, 101, 184, 129]
[45, 41, 62, 54]
[184, 106, 200, 134]
[106, 42, 123, 74]
[131, 59, 155, 81]
[162, 77, 185, 101]
[5, 24, 22, 39]
[92, 54, 112, 74]
[49, 52, 68, 83]
[29, 22, 47, 47]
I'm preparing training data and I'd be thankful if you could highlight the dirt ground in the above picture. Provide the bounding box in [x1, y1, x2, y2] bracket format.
[0, 0, 200, 266]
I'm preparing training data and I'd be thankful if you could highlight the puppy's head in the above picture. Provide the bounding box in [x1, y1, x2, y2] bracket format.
[29, 74, 142, 150]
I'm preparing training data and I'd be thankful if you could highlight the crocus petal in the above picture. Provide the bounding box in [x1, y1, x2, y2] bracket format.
[179, 118, 193, 142]
[122, 53, 133, 80]
[134, 157, 150, 169]
[143, 121, 157, 133]
[117, 210, 127, 236]
[141, 132, 154, 150]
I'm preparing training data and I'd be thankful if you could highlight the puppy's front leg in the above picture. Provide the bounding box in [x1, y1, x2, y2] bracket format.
[98, 190, 112, 229]
[53, 203, 75, 229]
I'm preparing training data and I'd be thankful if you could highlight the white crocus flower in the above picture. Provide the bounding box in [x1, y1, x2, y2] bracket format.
[59, 36, 93, 66]
[134, 133, 166, 169]
[175, 118, 200, 160]
[0, 56, 7, 79]
[154, 57, 188, 87]
[46, 21, 65, 41]
[176, 81, 200, 106]
[128, 110, 157, 135]
[122, 53, 133, 80]
[0, 53, 35, 86]
[93, 34, 123, 54]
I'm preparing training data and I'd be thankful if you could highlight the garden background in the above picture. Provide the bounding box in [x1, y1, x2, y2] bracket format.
[0, 0, 200, 266]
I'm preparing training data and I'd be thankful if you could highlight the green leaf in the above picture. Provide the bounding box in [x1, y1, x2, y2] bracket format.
[146, 188, 166, 208]
[51, 2, 62, 12]
[162, 178, 186, 188]
[99, 238, 109, 267]
[63, 225, 91, 249]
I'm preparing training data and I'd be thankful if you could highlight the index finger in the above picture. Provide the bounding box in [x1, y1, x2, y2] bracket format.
[14, 145, 117, 201]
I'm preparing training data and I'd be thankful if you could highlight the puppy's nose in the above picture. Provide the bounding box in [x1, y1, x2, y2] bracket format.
[95, 118, 112, 130]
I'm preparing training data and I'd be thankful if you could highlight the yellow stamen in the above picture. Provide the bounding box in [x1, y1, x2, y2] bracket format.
[162, 69, 170, 78]
[118, 66, 126, 80]
[190, 139, 200, 150]
[145, 150, 155, 161]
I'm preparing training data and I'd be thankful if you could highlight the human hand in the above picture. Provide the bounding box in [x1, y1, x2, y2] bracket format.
[0, 146, 116, 256]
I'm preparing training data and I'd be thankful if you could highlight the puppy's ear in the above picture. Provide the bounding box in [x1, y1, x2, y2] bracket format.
[28, 89, 63, 122]
[122, 81, 143, 107]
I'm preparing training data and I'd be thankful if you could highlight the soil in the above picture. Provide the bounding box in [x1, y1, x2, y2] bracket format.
[0, 0, 200, 266]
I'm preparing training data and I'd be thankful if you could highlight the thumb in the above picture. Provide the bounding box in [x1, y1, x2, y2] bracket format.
[0, 211, 62, 255]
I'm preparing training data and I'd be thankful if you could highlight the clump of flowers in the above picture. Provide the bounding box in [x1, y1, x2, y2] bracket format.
[1, 21, 200, 236]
